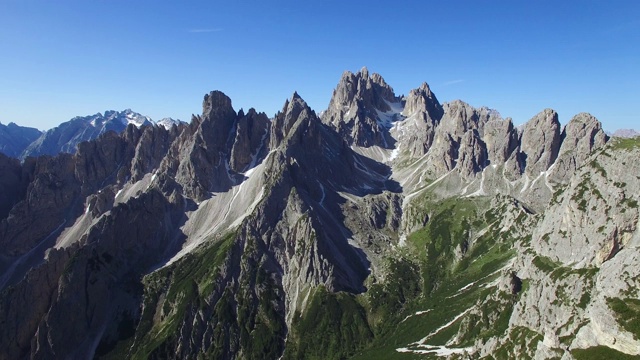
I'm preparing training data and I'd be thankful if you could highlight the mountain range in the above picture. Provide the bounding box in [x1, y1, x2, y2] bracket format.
[611, 129, 640, 138]
[0, 68, 638, 359]
[0, 122, 42, 158]
[0, 110, 183, 160]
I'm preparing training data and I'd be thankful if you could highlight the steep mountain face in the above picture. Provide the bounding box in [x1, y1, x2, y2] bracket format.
[389, 81, 444, 159]
[322, 67, 403, 148]
[0, 154, 28, 220]
[0, 69, 637, 360]
[19, 109, 154, 160]
[0, 122, 42, 158]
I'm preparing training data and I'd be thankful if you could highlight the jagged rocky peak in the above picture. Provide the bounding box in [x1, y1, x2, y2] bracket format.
[322, 67, 401, 148]
[271, 91, 320, 149]
[160, 90, 272, 200]
[403, 81, 443, 121]
[160, 90, 245, 200]
[203, 90, 233, 115]
[199, 90, 238, 139]
[439, 100, 501, 138]
[519, 108, 561, 176]
[391, 82, 444, 158]
[420, 100, 493, 178]
[130, 123, 182, 182]
[328, 66, 397, 112]
[198, 90, 237, 149]
[456, 129, 488, 179]
[548, 112, 608, 183]
[484, 116, 518, 165]
[562, 112, 608, 151]
[230, 107, 270, 173]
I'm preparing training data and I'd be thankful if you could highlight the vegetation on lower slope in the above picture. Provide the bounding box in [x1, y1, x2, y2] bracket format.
[101, 232, 236, 359]
[610, 136, 640, 151]
[344, 195, 527, 359]
[488, 326, 544, 360]
[102, 230, 288, 360]
[344, 187, 640, 359]
[284, 287, 373, 360]
[572, 346, 640, 360]
[366, 257, 422, 330]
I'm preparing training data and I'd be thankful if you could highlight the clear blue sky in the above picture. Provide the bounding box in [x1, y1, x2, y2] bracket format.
[1, 1, 638, 131]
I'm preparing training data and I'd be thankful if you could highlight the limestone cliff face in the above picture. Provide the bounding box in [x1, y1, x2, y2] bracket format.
[519, 108, 562, 176]
[29, 189, 185, 359]
[456, 129, 488, 179]
[497, 140, 640, 358]
[397, 82, 444, 157]
[421, 101, 494, 180]
[130, 124, 182, 182]
[230, 109, 270, 173]
[171, 91, 239, 199]
[484, 116, 518, 166]
[534, 143, 639, 267]
[548, 113, 609, 184]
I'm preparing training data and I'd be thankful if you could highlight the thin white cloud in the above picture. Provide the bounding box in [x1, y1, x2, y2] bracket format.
[188, 28, 223, 33]
[443, 79, 464, 86]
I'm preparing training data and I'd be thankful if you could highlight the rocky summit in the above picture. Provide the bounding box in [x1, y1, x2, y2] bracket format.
[0, 69, 638, 360]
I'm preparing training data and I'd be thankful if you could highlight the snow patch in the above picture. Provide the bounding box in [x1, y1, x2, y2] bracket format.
[401, 309, 431, 323]
[388, 147, 400, 162]
[403, 170, 452, 207]
[396, 345, 473, 357]
[242, 127, 269, 175]
[398, 234, 407, 247]
[413, 308, 473, 345]
[317, 181, 326, 204]
[396, 308, 475, 357]
[375, 100, 405, 129]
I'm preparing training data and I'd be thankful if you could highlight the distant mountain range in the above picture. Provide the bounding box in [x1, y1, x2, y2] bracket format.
[0, 110, 184, 160]
[610, 128, 640, 138]
[0, 122, 42, 158]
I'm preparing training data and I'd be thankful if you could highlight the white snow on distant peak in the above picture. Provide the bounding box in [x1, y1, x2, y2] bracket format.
[123, 111, 152, 128]
[156, 118, 184, 130]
